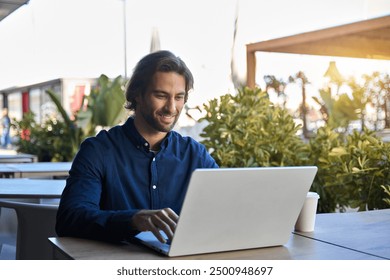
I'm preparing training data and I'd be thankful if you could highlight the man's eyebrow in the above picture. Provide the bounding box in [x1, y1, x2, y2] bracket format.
[152, 90, 186, 95]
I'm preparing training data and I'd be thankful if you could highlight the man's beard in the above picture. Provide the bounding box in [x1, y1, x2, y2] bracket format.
[141, 109, 180, 133]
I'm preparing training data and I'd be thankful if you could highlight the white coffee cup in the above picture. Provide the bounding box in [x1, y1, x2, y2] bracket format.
[295, 191, 320, 232]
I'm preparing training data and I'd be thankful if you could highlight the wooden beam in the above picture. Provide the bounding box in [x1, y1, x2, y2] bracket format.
[247, 16, 390, 53]
[246, 49, 256, 88]
[245, 15, 390, 87]
[265, 35, 390, 59]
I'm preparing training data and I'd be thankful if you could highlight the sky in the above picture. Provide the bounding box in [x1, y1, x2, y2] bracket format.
[1, 0, 390, 114]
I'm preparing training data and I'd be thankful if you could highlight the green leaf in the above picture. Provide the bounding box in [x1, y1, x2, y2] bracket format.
[329, 147, 348, 157]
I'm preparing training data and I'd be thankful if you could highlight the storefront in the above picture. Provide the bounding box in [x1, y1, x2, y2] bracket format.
[0, 78, 96, 123]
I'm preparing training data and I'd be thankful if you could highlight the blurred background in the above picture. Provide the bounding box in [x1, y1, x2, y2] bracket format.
[0, 0, 389, 116]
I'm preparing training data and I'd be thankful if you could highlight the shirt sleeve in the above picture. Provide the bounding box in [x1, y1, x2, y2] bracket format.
[55, 137, 139, 243]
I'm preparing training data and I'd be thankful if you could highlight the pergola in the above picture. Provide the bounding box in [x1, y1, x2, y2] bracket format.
[0, 0, 29, 22]
[246, 15, 390, 88]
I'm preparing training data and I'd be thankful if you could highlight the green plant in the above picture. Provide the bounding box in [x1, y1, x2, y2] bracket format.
[200, 87, 309, 167]
[306, 126, 344, 212]
[12, 74, 127, 162]
[308, 127, 390, 212]
[77, 74, 127, 136]
[382, 185, 390, 206]
[46, 89, 84, 156]
[200, 87, 390, 213]
[12, 112, 74, 162]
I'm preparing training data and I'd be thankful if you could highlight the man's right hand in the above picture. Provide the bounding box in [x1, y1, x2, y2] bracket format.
[130, 208, 179, 243]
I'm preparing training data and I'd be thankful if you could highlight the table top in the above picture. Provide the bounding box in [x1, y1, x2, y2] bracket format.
[0, 162, 71, 178]
[0, 162, 72, 172]
[49, 209, 390, 260]
[0, 179, 66, 198]
[0, 154, 37, 163]
[0, 166, 16, 173]
[49, 233, 381, 260]
[294, 209, 390, 260]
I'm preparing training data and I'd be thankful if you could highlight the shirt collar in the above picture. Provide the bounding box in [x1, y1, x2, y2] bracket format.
[122, 116, 171, 153]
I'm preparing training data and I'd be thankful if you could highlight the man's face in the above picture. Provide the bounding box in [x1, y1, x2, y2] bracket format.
[136, 71, 186, 133]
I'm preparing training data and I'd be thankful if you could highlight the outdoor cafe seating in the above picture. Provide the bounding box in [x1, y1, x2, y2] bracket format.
[0, 199, 58, 259]
[0, 158, 68, 259]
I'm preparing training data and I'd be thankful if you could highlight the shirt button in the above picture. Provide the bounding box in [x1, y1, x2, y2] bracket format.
[152, 185, 157, 190]
[144, 143, 149, 147]
[153, 157, 156, 161]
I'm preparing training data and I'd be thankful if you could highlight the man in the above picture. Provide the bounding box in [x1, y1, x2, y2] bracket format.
[56, 50, 218, 244]
[1, 108, 11, 148]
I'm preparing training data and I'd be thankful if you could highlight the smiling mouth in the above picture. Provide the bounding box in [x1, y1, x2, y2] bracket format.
[158, 113, 176, 122]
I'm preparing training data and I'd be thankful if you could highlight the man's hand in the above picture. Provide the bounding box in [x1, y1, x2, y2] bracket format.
[131, 208, 179, 243]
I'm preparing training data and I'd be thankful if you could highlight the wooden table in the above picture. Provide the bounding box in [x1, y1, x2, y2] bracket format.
[49, 234, 382, 260]
[294, 209, 390, 260]
[49, 209, 390, 260]
[0, 179, 66, 199]
[0, 162, 71, 178]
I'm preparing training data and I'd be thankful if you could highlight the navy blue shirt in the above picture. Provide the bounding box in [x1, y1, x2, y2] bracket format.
[56, 117, 218, 242]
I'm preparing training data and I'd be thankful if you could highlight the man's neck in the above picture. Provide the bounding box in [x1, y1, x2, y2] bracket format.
[133, 117, 167, 151]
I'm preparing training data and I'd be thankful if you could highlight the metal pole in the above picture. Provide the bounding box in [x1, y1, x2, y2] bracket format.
[122, 0, 128, 79]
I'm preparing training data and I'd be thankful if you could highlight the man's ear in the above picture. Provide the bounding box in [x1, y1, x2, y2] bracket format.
[134, 93, 142, 104]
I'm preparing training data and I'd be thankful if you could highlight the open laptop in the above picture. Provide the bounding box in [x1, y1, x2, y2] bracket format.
[133, 166, 317, 257]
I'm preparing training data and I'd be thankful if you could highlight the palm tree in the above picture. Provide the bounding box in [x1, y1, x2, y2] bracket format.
[263, 75, 287, 108]
[348, 77, 371, 130]
[323, 61, 343, 94]
[312, 88, 332, 124]
[289, 71, 310, 138]
[377, 73, 390, 129]
[313, 87, 362, 132]
[363, 72, 390, 130]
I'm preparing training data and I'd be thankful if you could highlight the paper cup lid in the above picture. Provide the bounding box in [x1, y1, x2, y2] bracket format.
[307, 192, 320, 199]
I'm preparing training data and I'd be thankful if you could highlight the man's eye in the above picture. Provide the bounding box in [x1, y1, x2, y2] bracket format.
[176, 95, 185, 101]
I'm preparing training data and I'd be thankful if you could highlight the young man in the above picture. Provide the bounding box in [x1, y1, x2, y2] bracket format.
[56, 50, 218, 244]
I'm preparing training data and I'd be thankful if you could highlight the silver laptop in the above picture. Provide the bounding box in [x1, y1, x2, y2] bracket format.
[133, 166, 318, 257]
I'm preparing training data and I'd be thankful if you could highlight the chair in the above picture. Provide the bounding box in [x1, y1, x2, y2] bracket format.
[0, 199, 58, 259]
[0, 206, 17, 259]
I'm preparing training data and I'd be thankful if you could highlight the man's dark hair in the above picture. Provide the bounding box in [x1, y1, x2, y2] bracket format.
[124, 50, 194, 111]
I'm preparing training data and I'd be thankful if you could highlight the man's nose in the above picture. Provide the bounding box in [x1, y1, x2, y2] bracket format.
[165, 97, 176, 113]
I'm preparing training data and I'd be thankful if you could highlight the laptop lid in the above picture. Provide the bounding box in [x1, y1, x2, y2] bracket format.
[135, 166, 317, 257]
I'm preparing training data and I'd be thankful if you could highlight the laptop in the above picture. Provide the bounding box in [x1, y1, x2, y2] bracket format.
[133, 166, 318, 257]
